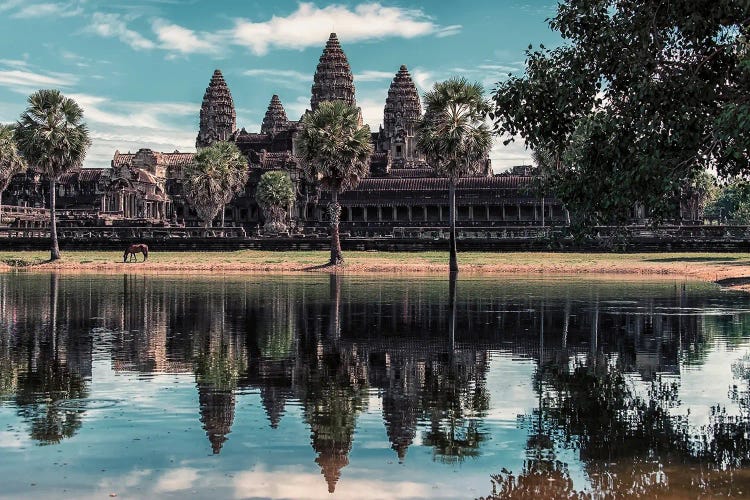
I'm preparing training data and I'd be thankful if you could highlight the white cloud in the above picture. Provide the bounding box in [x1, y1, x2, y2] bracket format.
[0, 0, 23, 12]
[490, 135, 532, 172]
[355, 70, 394, 82]
[233, 467, 435, 499]
[435, 25, 462, 38]
[0, 59, 30, 70]
[358, 95, 387, 131]
[410, 68, 435, 92]
[154, 468, 200, 493]
[61, 93, 197, 168]
[243, 68, 311, 87]
[231, 2, 459, 55]
[89, 12, 156, 51]
[0, 65, 78, 93]
[11, 2, 83, 18]
[0, 431, 27, 449]
[152, 18, 220, 56]
[86, 3, 459, 58]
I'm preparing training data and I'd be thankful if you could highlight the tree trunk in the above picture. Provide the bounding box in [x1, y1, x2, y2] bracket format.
[0, 190, 3, 225]
[329, 190, 343, 265]
[448, 179, 458, 273]
[329, 274, 341, 343]
[49, 178, 60, 261]
[448, 271, 457, 352]
[221, 205, 225, 228]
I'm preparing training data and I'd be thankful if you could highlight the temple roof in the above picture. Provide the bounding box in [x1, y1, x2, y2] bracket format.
[58, 168, 105, 184]
[351, 175, 531, 192]
[112, 151, 195, 168]
[389, 168, 436, 178]
[261, 95, 289, 135]
[196, 69, 237, 148]
[311, 33, 356, 111]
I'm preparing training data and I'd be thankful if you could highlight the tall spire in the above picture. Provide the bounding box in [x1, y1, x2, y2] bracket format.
[310, 33, 356, 111]
[380, 65, 423, 165]
[196, 69, 236, 148]
[261, 95, 289, 135]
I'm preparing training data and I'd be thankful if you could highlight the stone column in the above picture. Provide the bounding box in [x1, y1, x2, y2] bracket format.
[363, 206, 368, 222]
[408, 206, 412, 222]
[378, 206, 382, 222]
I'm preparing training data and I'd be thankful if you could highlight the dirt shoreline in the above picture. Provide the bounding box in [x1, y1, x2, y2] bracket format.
[3, 253, 750, 291]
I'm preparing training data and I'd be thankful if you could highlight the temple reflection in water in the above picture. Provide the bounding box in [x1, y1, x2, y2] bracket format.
[2, 273, 750, 496]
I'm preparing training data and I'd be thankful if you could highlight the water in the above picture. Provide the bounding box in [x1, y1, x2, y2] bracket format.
[1, 273, 750, 499]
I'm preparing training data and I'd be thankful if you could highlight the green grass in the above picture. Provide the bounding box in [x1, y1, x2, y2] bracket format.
[1, 250, 749, 269]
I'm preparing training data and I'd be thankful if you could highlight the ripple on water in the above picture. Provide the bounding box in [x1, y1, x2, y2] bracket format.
[50, 398, 122, 411]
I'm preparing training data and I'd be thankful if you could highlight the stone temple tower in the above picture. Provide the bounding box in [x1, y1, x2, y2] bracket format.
[379, 65, 423, 166]
[310, 33, 356, 111]
[196, 69, 236, 148]
[261, 95, 289, 135]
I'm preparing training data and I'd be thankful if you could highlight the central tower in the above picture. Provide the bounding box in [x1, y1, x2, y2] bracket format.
[310, 33, 356, 111]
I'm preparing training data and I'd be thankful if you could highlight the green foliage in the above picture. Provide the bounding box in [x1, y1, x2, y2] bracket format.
[14, 90, 90, 180]
[295, 101, 373, 193]
[184, 141, 248, 227]
[417, 77, 492, 180]
[492, 0, 750, 227]
[0, 124, 27, 196]
[255, 171, 295, 210]
[705, 179, 750, 223]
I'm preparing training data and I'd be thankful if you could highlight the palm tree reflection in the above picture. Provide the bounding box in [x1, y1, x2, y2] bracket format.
[15, 274, 88, 445]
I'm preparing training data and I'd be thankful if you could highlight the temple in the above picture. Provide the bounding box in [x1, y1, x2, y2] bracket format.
[5, 32, 570, 232]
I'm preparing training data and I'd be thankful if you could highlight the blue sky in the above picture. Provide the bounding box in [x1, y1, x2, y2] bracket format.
[0, 0, 560, 170]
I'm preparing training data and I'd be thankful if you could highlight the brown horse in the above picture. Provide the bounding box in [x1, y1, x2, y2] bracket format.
[124, 243, 149, 262]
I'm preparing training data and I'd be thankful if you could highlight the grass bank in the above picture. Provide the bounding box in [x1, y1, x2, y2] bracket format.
[1, 250, 749, 284]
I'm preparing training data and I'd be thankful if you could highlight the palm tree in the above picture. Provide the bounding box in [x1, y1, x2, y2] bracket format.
[296, 101, 373, 265]
[15, 90, 90, 260]
[417, 78, 492, 274]
[184, 141, 248, 229]
[255, 170, 296, 233]
[0, 124, 27, 224]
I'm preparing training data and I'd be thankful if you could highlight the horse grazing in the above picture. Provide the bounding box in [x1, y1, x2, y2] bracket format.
[124, 243, 149, 262]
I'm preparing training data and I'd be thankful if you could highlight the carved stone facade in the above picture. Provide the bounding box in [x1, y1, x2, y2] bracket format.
[378, 65, 424, 168]
[261, 95, 291, 135]
[196, 69, 237, 148]
[310, 33, 356, 111]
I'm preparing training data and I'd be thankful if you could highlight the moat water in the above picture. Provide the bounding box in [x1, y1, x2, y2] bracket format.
[2, 273, 750, 498]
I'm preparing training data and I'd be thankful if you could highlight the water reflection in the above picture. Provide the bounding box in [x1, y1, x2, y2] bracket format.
[1, 274, 750, 497]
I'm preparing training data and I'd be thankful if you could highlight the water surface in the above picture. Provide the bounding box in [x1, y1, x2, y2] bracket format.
[2, 273, 750, 498]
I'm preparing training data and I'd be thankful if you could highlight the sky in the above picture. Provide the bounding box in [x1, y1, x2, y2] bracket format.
[0, 0, 561, 171]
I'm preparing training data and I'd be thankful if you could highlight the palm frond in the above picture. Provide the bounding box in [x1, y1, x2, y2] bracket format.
[14, 90, 90, 179]
[295, 101, 373, 193]
[0, 124, 27, 191]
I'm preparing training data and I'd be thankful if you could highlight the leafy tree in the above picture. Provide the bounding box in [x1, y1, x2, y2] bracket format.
[417, 78, 492, 273]
[255, 170, 296, 233]
[705, 179, 750, 223]
[184, 141, 248, 228]
[0, 124, 27, 222]
[681, 170, 718, 222]
[492, 0, 749, 228]
[296, 101, 373, 265]
[15, 90, 90, 260]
